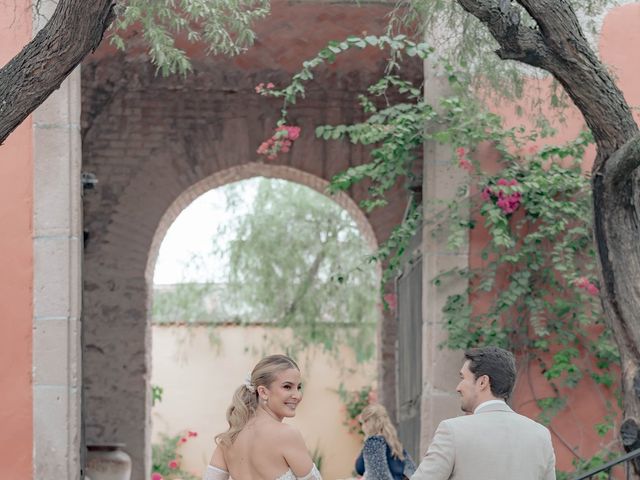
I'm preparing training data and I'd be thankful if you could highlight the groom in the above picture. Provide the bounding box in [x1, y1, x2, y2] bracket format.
[411, 346, 556, 480]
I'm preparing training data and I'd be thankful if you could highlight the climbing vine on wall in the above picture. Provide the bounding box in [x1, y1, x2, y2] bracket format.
[437, 133, 620, 416]
[256, 34, 622, 468]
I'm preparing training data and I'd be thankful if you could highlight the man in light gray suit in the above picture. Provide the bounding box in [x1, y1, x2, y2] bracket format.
[411, 346, 556, 480]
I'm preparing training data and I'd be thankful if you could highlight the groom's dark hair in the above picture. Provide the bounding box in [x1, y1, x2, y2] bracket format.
[465, 346, 516, 400]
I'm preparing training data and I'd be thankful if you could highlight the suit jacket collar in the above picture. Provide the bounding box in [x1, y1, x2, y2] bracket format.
[474, 400, 513, 414]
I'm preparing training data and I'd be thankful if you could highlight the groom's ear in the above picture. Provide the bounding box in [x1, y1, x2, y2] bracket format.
[478, 374, 491, 391]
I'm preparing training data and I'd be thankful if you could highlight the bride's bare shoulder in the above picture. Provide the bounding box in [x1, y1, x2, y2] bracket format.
[271, 423, 306, 445]
[209, 444, 228, 470]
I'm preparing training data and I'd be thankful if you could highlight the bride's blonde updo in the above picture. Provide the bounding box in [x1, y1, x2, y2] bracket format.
[215, 354, 300, 446]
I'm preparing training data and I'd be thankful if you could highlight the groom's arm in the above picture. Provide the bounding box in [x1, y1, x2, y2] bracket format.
[543, 429, 556, 480]
[410, 421, 455, 480]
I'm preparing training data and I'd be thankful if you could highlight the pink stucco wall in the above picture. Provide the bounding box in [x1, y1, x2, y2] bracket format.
[0, 2, 33, 479]
[470, 2, 640, 472]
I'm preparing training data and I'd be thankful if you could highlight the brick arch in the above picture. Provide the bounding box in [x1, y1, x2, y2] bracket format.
[145, 163, 379, 285]
[81, 7, 417, 476]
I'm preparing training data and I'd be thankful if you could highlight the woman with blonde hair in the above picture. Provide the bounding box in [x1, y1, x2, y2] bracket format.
[355, 404, 416, 480]
[204, 354, 321, 480]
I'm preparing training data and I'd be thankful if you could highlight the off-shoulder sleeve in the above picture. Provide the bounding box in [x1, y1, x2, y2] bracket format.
[297, 464, 322, 480]
[203, 465, 230, 480]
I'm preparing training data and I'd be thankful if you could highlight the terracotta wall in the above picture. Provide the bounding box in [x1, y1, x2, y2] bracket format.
[151, 324, 375, 480]
[0, 1, 33, 478]
[467, 2, 640, 472]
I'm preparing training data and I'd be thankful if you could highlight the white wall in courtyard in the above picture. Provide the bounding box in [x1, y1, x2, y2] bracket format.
[151, 325, 375, 479]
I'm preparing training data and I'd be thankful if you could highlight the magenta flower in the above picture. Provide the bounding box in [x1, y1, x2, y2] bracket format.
[257, 125, 302, 159]
[482, 179, 521, 214]
[383, 293, 397, 311]
[459, 158, 473, 171]
[574, 277, 599, 296]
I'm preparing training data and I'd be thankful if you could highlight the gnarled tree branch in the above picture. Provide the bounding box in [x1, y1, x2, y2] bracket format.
[456, 0, 550, 66]
[604, 133, 640, 189]
[458, 0, 638, 162]
[0, 0, 117, 145]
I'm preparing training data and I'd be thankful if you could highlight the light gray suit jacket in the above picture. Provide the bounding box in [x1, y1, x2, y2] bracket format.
[411, 402, 555, 480]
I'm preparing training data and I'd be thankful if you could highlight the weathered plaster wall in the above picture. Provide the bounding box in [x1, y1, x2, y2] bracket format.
[0, 2, 33, 479]
[81, 3, 421, 477]
[461, 2, 640, 473]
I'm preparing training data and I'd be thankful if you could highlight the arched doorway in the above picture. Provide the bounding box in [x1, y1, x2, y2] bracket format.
[148, 172, 380, 478]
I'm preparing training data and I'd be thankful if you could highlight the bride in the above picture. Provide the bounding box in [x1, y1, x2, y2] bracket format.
[204, 354, 322, 480]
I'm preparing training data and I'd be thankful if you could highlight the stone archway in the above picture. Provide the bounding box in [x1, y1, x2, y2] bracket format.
[81, 4, 420, 475]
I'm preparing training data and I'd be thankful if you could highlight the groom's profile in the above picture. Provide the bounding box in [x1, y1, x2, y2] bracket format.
[411, 346, 556, 480]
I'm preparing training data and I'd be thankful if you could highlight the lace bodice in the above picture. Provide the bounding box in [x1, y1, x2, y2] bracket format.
[203, 463, 322, 480]
[275, 465, 322, 480]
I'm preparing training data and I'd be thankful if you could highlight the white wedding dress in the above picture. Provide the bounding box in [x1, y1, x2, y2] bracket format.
[203, 464, 322, 480]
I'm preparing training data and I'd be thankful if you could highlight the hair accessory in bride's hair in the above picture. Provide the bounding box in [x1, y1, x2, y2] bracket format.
[243, 372, 256, 393]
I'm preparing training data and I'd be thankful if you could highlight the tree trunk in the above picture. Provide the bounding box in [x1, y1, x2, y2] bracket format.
[0, 0, 116, 145]
[457, 0, 640, 472]
[595, 161, 640, 470]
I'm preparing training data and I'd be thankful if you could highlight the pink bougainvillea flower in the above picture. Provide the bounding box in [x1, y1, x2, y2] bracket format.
[266, 82, 275, 89]
[188, 430, 198, 437]
[179, 437, 188, 443]
[383, 293, 397, 311]
[276, 125, 301, 141]
[485, 179, 521, 213]
[168, 460, 179, 469]
[458, 158, 473, 172]
[574, 277, 589, 288]
[257, 125, 302, 160]
[456, 147, 466, 157]
[527, 144, 539, 155]
[255, 83, 265, 93]
[151, 473, 164, 480]
[574, 276, 599, 296]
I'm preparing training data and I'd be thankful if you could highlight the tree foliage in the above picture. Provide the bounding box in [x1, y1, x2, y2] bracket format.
[387, 0, 617, 103]
[110, 0, 270, 76]
[0, 0, 268, 142]
[154, 178, 380, 361]
[218, 178, 379, 361]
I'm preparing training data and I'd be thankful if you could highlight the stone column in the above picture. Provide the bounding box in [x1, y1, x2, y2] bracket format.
[32, 2, 83, 479]
[419, 58, 467, 452]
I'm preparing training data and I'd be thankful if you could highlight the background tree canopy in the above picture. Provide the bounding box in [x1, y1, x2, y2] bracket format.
[153, 178, 380, 361]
